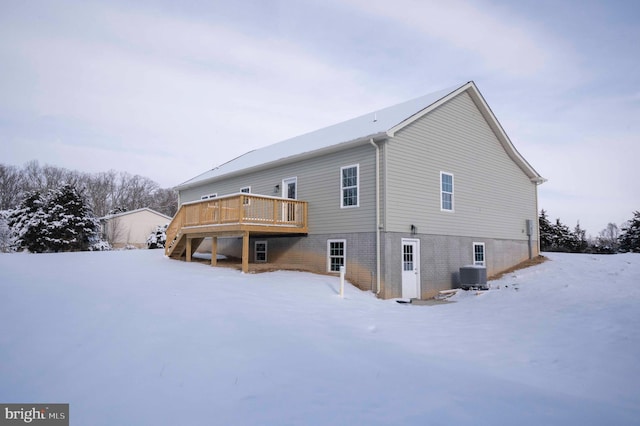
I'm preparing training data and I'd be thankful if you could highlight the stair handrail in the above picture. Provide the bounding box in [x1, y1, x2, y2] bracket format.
[165, 205, 186, 256]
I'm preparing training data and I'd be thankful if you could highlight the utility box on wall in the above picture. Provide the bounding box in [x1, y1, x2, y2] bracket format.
[526, 219, 534, 236]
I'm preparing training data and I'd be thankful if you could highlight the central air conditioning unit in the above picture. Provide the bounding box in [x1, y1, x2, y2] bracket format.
[459, 265, 488, 290]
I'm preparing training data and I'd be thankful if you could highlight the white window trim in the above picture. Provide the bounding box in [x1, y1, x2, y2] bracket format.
[201, 193, 218, 200]
[255, 240, 267, 263]
[340, 164, 360, 208]
[473, 242, 485, 267]
[440, 172, 454, 212]
[327, 239, 347, 273]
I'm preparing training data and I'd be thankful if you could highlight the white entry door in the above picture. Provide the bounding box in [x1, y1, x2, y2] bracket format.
[282, 177, 297, 200]
[282, 177, 297, 222]
[401, 239, 420, 299]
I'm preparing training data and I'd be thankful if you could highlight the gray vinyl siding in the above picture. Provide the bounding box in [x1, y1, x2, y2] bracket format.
[385, 91, 537, 241]
[179, 144, 377, 234]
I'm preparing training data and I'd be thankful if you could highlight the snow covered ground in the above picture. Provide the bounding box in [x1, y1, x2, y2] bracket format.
[1, 250, 639, 425]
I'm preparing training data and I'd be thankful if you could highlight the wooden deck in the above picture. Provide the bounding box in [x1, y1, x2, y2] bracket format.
[165, 193, 308, 272]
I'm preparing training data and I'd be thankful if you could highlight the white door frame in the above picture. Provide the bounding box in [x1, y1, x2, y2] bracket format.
[401, 238, 421, 299]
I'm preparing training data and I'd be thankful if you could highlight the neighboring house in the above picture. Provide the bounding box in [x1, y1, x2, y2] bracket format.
[168, 81, 545, 299]
[100, 208, 171, 249]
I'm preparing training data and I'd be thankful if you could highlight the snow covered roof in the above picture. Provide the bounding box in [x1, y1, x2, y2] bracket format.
[177, 81, 543, 189]
[99, 207, 171, 221]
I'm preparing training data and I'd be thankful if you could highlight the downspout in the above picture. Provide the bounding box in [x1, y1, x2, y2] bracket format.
[370, 139, 381, 295]
[534, 180, 542, 257]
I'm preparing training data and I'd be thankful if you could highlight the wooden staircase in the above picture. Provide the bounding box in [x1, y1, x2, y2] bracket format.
[166, 230, 202, 260]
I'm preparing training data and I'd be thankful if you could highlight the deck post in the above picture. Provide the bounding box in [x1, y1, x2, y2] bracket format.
[242, 231, 249, 273]
[211, 236, 217, 266]
[273, 199, 278, 224]
[186, 237, 192, 262]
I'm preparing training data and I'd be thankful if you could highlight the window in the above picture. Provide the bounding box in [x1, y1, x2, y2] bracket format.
[201, 193, 217, 200]
[440, 172, 454, 211]
[240, 186, 251, 205]
[473, 242, 485, 266]
[255, 241, 267, 263]
[341, 164, 359, 208]
[403, 243, 414, 271]
[327, 239, 346, 272]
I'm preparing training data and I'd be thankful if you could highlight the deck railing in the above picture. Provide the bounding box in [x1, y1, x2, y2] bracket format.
[165, 193, 308, 256]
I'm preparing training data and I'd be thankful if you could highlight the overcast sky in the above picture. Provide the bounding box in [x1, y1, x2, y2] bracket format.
[1, 0, 638, 236]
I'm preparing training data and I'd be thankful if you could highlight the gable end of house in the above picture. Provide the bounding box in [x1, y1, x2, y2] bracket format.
[387, 82, 544, 184]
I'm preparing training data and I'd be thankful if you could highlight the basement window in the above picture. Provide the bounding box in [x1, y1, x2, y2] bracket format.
[327, 239, 346, 272]
[255, 241, 267, 263]
[473, 242, 485, 266]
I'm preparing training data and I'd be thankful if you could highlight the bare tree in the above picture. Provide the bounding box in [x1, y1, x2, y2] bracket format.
[102, 215, 127, 247]
[42, 164, 69, 190]
[597, 223, 620, 251]
[18, 161, 81, 193]
[113, 173, 158, 212]
[0, 164, 24, 210]
[150, 187, 178, 217]
[21, 160, 44, 193]
[85, 170, 118, 217]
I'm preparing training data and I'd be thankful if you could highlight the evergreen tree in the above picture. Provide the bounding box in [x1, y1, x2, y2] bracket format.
[146, 224, 168, 249]
[539, 209, 554, 251]
[551, 218, 575, 252]
[572, 222, 588, 253]
[8, 185, 101, 253]
[45, 185, 101, 252]
[619, 211, 640, 252]
[7, 190, 48, 252]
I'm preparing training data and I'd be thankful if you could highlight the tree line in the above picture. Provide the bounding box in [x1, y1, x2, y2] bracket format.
[539, 209, 640, 253]
[0, 161, 177, 217]
[0, 161, 179, 253]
